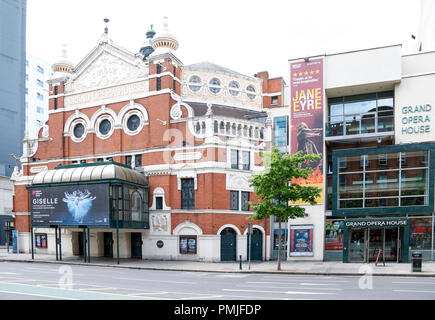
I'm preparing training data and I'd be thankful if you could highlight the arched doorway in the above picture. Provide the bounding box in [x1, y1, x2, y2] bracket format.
[248, 228, 263, 261]
[220, 227, 237, 261]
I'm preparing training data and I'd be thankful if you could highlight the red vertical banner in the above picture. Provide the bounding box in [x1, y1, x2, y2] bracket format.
[290, 58, 324, 204]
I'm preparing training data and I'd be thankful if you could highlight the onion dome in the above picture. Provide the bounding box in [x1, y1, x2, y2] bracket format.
[140, 25, 156, 60]
[151, 16, 179, 51]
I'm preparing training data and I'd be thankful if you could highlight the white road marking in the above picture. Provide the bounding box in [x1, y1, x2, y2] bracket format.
[113, 277, 196, 285]
[246, 281, 298, 285]
[216, 274, 250, 278]
[0, 289, 76, 300]
[394, 289, 435, 294]
[222, 288, 333, 295]
[236, 284, 342, 291]
[393, 281, 435, 285]
[0, 272, 19, 275]
[300, 283, 332, 286]
[286, 291, 332, 295]
[127, 292, 169, 296]
[180, 295, 223, 300]
[77, 287, 117, 291]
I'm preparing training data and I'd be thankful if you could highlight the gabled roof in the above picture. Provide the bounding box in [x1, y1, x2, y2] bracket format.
[183, 61, 257, 80]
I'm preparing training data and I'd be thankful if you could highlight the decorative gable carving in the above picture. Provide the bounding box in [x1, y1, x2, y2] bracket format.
[65, 49, 148, 93]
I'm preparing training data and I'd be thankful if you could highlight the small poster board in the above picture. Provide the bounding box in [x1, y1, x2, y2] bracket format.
[289, 225, 314, 257]
[35, 233, 47, 248]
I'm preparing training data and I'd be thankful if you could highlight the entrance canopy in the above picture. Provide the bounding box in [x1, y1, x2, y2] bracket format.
[28, 162, 149, 229]
[32, 162, 147, 186]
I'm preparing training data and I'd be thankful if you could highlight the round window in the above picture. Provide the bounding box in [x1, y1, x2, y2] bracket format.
[246, 85, 256, 100]
[99, 119, 112, 136]
[73, 123, 85, 139]
[228, 81, 240, 97]
[208, 78, 221, 94]
[188, 75, 201, 92]
[127, 114, 141, 132]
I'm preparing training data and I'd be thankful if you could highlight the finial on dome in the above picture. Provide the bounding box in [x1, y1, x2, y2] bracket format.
[151, 16, 179, 52]
[51, 44, 73, 76]
[104, 18, 110, 34]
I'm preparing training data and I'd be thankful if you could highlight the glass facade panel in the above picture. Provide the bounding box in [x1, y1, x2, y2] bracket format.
[401, 151, 429, 169]
[338, 173, 363, 199]
[337, 149, 429, 209]
[327, 91, 394, 137]
[365, 171, 399, 198]
[401, 169, 428, 196]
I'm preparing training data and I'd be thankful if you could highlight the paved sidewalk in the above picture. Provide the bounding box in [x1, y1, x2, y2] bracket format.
[1, 248, 434, 277]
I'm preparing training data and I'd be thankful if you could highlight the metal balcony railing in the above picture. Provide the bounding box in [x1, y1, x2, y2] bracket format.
[326, 112, 394, 138]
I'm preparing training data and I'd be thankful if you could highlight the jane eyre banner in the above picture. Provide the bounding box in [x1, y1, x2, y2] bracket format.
[31, 184, 110, 226]
[290, 58, 324, 204]
[289, 225, 314, 257]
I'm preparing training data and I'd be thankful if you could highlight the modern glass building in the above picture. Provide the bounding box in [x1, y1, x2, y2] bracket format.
[288, 44, 435, 263]
[0, 0, 26, 176]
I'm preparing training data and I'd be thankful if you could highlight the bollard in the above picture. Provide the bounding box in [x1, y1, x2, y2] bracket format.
[239, 255, 242, 270]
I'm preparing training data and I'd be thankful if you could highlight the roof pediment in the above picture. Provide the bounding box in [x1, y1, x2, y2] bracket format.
[65, 41, 148, 93]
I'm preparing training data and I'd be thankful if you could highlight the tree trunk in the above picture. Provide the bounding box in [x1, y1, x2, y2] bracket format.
[277, 216, 282, 271]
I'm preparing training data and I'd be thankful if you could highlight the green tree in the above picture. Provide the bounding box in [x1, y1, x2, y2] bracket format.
[249, 147, 322, 271]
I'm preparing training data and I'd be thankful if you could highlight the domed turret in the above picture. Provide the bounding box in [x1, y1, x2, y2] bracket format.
[140, 25, 156, 60]
[51, 44, 74, 78]
[151, 16, 179, 52]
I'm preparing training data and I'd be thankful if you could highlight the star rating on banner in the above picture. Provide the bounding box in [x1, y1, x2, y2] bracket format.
[293, 70, 320, 78]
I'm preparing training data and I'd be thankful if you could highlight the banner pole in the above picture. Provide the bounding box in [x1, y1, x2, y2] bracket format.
[116, 186, 120, 265]
[59, 227, 62, 261]
[55, 227, 58, 261]
[87, 227, 90, 263]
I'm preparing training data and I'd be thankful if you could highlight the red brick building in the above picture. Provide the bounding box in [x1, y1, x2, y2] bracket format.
[11, 18, 285, 262]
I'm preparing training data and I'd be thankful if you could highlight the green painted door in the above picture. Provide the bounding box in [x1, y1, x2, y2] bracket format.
[131, 233, 142, 259]
[104, 232, 113, 258]
[220, 228, 237, 261]
[248, 229, 263, 261]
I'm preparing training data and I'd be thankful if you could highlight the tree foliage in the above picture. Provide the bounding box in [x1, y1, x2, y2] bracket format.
[249, 147, 322, 270]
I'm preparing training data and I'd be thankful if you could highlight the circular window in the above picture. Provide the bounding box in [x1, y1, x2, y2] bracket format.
[127, 114, 140, 131]
[246, 85, 257, 100]
[208, 78, 221, 94]
[228, 81, 240, 97]
[73, 123, 85, 139]
[188, 75, 202, 92]
[99, 119, 111, 136]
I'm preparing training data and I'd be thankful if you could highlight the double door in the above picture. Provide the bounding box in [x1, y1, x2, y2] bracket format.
[349, 228, 401, 263]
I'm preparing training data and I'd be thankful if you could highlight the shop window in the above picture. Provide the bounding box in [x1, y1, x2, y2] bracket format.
[409, 218, 432, 250]
[181, 178, 195, 209]
[179, 235, 197, 254]
[324, 221, 344, 250]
